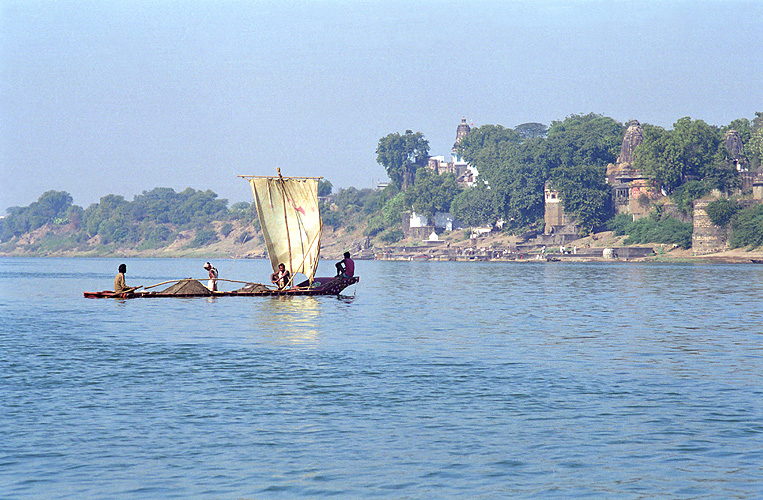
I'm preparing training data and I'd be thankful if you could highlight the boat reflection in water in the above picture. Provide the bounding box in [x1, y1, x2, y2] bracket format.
[252, 296, 322, 344]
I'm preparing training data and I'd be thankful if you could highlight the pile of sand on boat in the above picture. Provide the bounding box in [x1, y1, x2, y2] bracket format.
[155, 279, 270, 295]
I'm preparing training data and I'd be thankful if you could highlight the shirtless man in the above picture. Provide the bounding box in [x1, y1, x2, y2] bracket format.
[271, 263, 291, 289]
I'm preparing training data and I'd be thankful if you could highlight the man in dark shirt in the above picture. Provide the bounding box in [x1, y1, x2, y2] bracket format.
[335, 252, 355, 278]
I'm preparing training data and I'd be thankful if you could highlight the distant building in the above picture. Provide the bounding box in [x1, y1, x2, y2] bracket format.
[427, 118, 478, 187]
[543, 182, 579, 238]
[606, 120, 655, 220]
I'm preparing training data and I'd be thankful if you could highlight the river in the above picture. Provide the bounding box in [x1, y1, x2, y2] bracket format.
[1, 257, 762, 499]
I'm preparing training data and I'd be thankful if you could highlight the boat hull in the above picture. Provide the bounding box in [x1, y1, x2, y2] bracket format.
[84, 276, 359, 299]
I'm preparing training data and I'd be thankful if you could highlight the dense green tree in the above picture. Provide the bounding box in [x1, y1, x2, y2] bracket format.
[333, 187, 386, 214]
[456, 124, 521, 182]
[543, 113, 623, 171]
[404, 168, 459, 218]
[188, 228, 219, 248]
[381, 192, 406, 227]
[0, 190, 75, 241]
[746, 127, 763, 170]
[451, 184, 500, 227]
[671, 117, 724, 179]
[635, 117, 734, 192]
[514, 122, 548, 141]
[536, 114, 622, 232]
[669, 180, 711, 215]
[66, 205, 84, 229]
[456, 125, 532, 225]
[633, 124, 677, 189]
[705, 198, 741, 227]
[752, 111, 763, 132]
[318, 179, 333, 197]
[551, 164, 612, 235]
[729, 204, 763, 248]
[376, 130, 430, 189]
[500, 139, 547, 227]
[32, 191, 74, 224]
[84, 194, 130, 238]
[319, 201, 342, 229]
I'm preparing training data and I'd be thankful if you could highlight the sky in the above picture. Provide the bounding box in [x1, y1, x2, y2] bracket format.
[2, 0, 762, 213]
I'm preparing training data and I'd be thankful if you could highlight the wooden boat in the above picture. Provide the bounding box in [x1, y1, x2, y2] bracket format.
[84, 170, 359, 299]
[84, 276, 359, 299]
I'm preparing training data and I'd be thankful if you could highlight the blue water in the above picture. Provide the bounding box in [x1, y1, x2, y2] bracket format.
[1, 257, 762, 499]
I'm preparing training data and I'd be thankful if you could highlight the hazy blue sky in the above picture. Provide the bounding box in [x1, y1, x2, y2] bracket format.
[2, 0, 762, 212]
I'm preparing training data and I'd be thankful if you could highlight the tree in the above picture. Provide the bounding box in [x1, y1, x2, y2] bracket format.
[456, 125, 530, 225]
[722, 118, 751, 145]
[514, 122, 548, 140]
[669, 180, 711, 215]
[635, 118, 733, 192]
[633, 124, 678, 189]
[499, 140, 547, 227]
[31, 191, 74, 225]
[318, 179, 333, 197]
[729, 204, 763, 248]
[376, 130, 430, 189]
[456, 124, 521, 182]
[451, 185, 500, 227]
[543, 113, 623, 172]
[670, 117, 722, 181]
[551, 164, 612, 235]
[705, 198, 741, 227]
[0, 190, 75, 240]
[403, 168, 459, 218]
[746, 127, 763, 170]
[752, 111, 763, 132]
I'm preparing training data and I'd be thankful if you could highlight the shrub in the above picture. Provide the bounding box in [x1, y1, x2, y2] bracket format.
[623, 217, 693, 249]
[188, 228, 219, 248]
[236, 231, 251, 244]
[670, 180, 711, 215]
[705, 198, 741, 227]
[219, 223, 234, 238]
[378, 228, 403, 243]
[729, 204, 763, 248]
[606, 213, 633, 235]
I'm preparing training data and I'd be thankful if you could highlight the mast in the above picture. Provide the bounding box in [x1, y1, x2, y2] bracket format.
[277, 168, 294, 273]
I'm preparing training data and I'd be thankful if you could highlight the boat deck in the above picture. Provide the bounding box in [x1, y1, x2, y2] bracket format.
[85, 276, 359, 299]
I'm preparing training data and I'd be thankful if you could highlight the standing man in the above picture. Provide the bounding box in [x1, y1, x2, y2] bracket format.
[335, 251, 355, 278]
[203, 262, 218, 291]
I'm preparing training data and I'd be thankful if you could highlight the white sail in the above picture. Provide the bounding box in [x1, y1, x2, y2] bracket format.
[244, 174, 322, 282]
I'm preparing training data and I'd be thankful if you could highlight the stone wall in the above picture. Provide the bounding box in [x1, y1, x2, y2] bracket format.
[692, 198, 728, 255]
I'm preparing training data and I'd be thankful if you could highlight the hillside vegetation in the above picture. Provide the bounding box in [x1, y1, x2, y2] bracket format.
[3, 111, 763, 257]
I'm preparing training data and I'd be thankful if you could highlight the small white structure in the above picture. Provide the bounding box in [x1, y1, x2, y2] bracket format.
[428, 231, 439, 241]
[433, 212, 455, 231]
[409, 212, 429, 228]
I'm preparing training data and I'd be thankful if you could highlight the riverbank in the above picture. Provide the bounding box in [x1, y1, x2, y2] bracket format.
[2, 223, 761, 264]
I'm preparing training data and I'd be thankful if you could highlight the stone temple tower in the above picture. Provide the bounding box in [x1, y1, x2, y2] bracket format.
[616, 120, 644, 166]
[451, 118, 471, 165]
